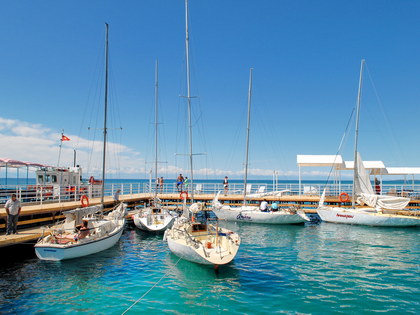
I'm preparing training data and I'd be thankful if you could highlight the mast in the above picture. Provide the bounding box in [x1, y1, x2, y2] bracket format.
[185, 0, 194, 202]
[352, 59, 365, 207]
[101, 23, 109, 205]
[154, 60, 159, 197]
[243, 68, 253, 205]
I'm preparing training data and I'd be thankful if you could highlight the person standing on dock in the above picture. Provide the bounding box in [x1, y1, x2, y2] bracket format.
[176, 174, 184, 192]
[113, 189, 121, 206]
[158, 177, 164, 193]
[223, 176, 229, 195]
[5, 194, 21, 235]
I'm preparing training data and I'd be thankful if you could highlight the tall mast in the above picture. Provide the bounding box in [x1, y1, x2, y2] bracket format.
[352, 59, 365, 207]
[101, 23, 109, 205]
[243, 68, 253, 205]
[185, 0, 194, 202]
[154, 60, 159, 196]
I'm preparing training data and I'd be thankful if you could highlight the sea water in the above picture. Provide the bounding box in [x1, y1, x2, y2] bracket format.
[0, 222, 419, 314]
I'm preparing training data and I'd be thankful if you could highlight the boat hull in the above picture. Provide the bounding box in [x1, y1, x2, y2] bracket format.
[35, 223, 125, 261]
[317, 207, 420, 227]
[213, 206, 307, 224]
[165, 221, 240, 265]
[133, 213, 175, 233]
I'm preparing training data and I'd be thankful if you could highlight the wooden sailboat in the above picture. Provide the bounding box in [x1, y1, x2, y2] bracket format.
[35, 24, 127, 261]
[133, 60, 175, 233]
[164, 0, 241, 266]
[212, 69, 308, 224]
[317, 59, 420, 227]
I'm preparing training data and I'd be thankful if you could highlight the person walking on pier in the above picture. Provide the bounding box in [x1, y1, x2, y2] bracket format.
[158, 177, 164, 193]
[5, 194, 21, 235]
[184, 177, 190, 192]
[223, 176, 229, 195]
[176, 174, 184, 192]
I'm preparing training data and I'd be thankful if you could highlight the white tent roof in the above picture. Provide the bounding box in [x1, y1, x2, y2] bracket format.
[297, 155, 420, 177]
[385, 167, 420, 175]
[297, 155, 344, 167]
[341, 161, 386, 175]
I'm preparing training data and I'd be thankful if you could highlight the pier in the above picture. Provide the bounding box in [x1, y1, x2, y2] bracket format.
[1, 191, 419, 248]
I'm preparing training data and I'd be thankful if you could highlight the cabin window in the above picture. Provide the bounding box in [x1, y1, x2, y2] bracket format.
[192, 224, 207, 232]
[51, 175, 57, 183]
[37, 175, 44, 184]
[45, 175, 51, 183]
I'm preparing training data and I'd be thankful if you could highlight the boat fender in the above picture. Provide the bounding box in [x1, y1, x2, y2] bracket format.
[80, 195, 90, 208]
[339, 192, 350, 203]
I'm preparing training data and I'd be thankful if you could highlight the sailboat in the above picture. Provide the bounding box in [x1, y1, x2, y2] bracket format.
[35, 24, 127, 261]
[317, 59, 420, 227]
[212, 69, 309, 224]
[133, 60, 175, 233]
[164, 0, 241, 266]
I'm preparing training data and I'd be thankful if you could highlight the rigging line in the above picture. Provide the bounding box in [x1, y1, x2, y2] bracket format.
[322, 107, 356, 189]
[120, 256, 182, 315]
[364, 63, 405, 164]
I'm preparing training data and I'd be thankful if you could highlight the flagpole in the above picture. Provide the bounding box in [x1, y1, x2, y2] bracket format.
[57, 129, 64, 168]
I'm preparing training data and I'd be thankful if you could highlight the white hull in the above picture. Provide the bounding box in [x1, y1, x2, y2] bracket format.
[317, 207, 420, 227]
[213, 205, 308, 224]
[35, 203, 127, 261]
[133, 209, 175, 233]
[35, 224, 124, 261]
[165, 218, 240, 265]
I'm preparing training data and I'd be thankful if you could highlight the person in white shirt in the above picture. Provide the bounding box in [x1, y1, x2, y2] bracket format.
[259, 199, 268, 212]
[5, 194, 21, 235]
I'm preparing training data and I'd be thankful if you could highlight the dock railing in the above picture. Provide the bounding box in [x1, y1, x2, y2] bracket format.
[1, 181, 419, 206]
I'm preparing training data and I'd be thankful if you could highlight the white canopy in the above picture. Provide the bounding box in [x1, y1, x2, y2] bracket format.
[384, 167, 420, 175]
[296, 155, 344, 167]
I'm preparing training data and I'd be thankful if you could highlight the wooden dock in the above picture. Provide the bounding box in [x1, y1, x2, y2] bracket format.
[0, 192, 419, 248]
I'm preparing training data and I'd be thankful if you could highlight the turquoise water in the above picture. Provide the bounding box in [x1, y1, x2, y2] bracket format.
[0, 222, 419, 314]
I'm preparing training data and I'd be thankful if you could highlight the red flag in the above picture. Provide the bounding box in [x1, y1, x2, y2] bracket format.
[61, 135, 70, 141]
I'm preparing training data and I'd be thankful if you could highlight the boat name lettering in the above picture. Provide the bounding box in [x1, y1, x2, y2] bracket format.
[43, 249, 57, 252]
[336, 213, 354, 219]
[237, 213, 251, 221]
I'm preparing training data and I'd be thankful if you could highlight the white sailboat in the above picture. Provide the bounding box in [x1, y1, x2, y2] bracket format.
[133, 61, 175, 233]
[164, 0, 241, 266]
[317, 59, 420, 227]
[35, 24, 127, 261]
[212, 69, 308, 224]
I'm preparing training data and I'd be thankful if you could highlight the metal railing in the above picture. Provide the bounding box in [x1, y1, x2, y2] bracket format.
[1, 181, 419, 206]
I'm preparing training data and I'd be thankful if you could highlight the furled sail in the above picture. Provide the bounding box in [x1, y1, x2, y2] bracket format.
[354, 152, 409, 210]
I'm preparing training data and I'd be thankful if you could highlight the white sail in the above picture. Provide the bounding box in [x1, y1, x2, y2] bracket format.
[355, 152, 409, 210]
[354, 152, 375, 196]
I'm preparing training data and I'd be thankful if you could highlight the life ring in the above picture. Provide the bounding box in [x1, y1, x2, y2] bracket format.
[339, 192, 350, 203]
[80, 195, 90, 207]
[180, 191, 188, 200]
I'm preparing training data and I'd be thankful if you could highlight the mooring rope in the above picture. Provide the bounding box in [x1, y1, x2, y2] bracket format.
[121, 256, 182, 315]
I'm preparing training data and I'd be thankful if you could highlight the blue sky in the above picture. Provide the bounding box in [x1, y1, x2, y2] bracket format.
[1, 0, 420, 180]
